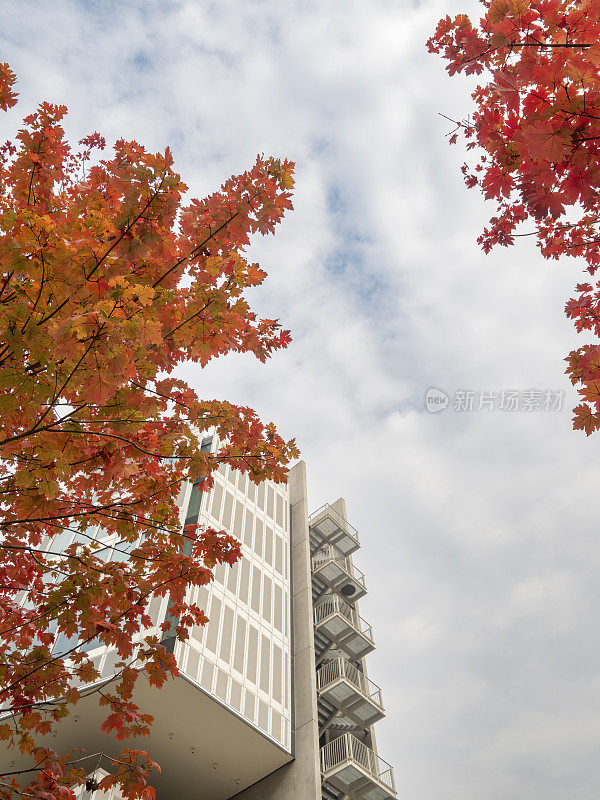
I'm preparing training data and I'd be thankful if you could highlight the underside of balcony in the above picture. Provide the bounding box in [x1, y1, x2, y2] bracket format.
[312, 549, 367, 604]
[309, 505, 360, 558]
[317, 661, 385, 730]
[321, 733, 396, 800]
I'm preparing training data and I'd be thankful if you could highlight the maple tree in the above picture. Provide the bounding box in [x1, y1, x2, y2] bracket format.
[0, 64, 298, 800]
[428, 0, 600, 433]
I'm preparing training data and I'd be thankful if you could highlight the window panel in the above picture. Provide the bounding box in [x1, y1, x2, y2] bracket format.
[226, 559, 239, 595]
[274, 584, 283, 632]
[147, 595, 163, 627]
[243, 510, 254, 547]
[250, 565, 261, 614]
[257, 482, 265, 511]
[247, 480, 256, 504]
[274, 536, 283, 575]
[222, 490, 234, 530]
[258, 700, 269, 732]
[267, 486, 275, 520]
[247, 626, 258, 683]
[230, 680, 242, 712]
[205, 597, 222, 653]
[186, 648, 200, 682]
[254, 519, 263, 559]
[196, 586, 209, 615]
[210, 482, 223, 521]
[244, 691, 256, 722]
[264, 526, 273, 566]
[239, 558, 250, 605]
[215, 668, 228, 701]
[272, 710, 282, 742]
[276, 494, 283, 528]
[219, 606, 234, 663]
[260, 635, 270, 693]
[233, 617, 246, 674]
[272, 645, 282, 704]
[214, 563, 226, 585]
[232, 502, 243, 539]
[201, 660, 214, 691]
[186, 483, 203, 520]
[262, 575, 272, 624]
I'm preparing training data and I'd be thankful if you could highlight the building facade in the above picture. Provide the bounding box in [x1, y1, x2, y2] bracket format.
[3, 455, 396, 800]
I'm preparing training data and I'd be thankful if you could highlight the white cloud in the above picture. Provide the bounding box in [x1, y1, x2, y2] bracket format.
[3, 1, 600, 797]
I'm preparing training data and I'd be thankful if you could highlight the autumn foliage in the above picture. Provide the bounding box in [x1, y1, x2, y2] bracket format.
[428, 0, 600, 433]
[0, 64, 298, 799]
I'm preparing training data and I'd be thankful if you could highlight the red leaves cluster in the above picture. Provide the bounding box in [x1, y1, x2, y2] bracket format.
[428, 0, 600, 433]
[0, 66, 298, 800]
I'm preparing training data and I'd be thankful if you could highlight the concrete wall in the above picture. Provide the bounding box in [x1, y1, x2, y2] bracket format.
[232, 461, 321, 800]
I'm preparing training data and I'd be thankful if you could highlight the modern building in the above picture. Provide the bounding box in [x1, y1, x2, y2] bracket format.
[3, 447, 397, 800]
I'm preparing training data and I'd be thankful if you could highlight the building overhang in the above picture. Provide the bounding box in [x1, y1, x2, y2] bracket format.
[1, 674, 293, 800]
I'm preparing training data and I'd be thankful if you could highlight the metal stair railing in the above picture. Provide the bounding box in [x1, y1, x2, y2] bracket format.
[314, 596, 374, 642]
[309, 504, 360, 546]
[317, 658, 383, 708]
[312, 547, 367, 590]
[320, 732, 396, 794]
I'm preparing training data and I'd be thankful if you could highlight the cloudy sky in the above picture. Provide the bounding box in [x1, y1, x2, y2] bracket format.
[3, 1, 600, 797]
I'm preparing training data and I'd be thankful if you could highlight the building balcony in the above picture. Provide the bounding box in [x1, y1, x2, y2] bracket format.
[312, 546, 367, 603]
[317, 658, 384, 730]
[309, 505, 360, 557]
[314, 596, 375, 660]
[321, 732, 397, 800]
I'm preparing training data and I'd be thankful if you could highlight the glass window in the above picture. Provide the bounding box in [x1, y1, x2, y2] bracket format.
[186, 483, 203, 521]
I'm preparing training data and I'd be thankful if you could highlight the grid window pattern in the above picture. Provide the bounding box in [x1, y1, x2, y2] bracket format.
[178, 462, 292, 750]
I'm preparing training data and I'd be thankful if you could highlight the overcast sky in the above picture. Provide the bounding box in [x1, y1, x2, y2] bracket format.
[3, 1, 600, 798]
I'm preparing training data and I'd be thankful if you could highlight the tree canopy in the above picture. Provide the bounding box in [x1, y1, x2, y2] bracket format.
[428, 0, 600, 433]
[0, 64, 298, 800]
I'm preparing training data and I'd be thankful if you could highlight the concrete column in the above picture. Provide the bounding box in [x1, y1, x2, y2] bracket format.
[232, 461, 321, 800]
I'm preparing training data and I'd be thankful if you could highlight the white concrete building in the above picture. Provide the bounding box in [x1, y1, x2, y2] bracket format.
[3, 447, 397, 800]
